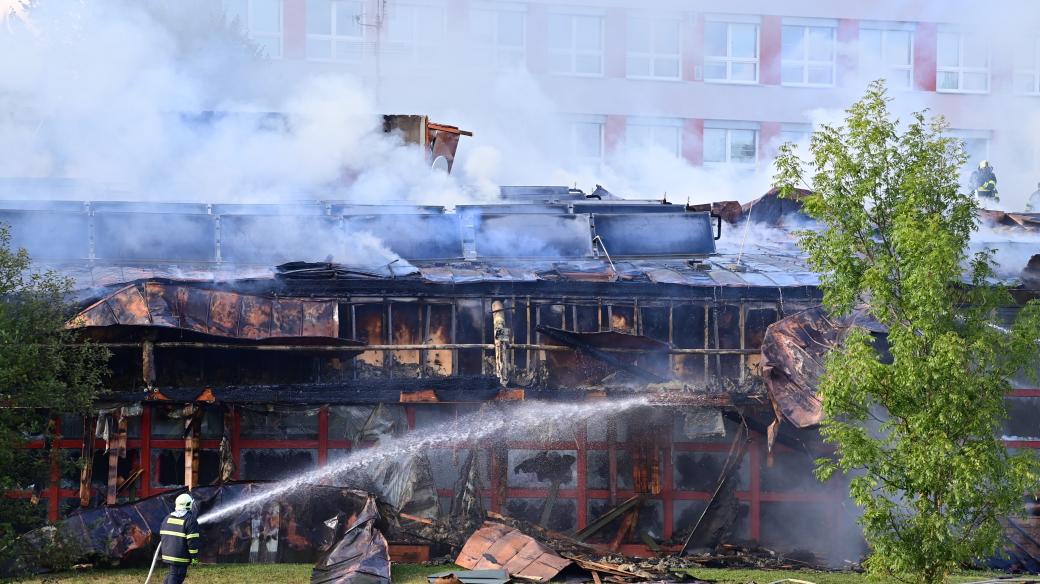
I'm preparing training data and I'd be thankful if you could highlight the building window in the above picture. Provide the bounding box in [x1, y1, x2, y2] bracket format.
[568, 116, 605, 162]
[384, 3, 446, 65]
[470, 6, 526, 70]
[950, 131, 990, 169]
[778, 123, 812, 148]
[859, 23, 913, 90]
[704, 124, 758, 166]
[1014, 37, 1040, 95]
[626, 17, 681, 80]
[226, 0, 284, 58]
[937, 31, 989, 93]
[305, 0, 364, 62]
[548, 12, 603, 76]
[781, 20, 836, 86]
[626, 118, 682, 157]
[704, 18, 758, 84]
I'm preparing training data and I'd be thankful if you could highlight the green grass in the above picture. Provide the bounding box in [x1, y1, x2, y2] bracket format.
[15, 562, 457, 583]
[687, 568, 1005, 584]
[15, 564, 1006, 584]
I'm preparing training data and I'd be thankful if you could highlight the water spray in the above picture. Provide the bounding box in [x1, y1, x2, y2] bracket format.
[198, 395, 652, 525]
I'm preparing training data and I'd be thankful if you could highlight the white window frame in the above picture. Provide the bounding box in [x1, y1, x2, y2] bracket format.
[703, 15, 759, 85]
[703, 121, 759, 167]
[858, 21, 915, 90]
[936, 29, 990, 94]
[781, 17, 837, 88]
[625, 117, 683, 158]
[548, 10, 604, 77]
[626, 16, 682, 81]
[470, 3, 527, 71]
[1014, 37, 1040, 96]
[382, 2, 448, 65]
[227, 0, 284, 59]
[778, 123, 812, 148]
[305, 0, 364, 63]
[567, 114, 606, 163]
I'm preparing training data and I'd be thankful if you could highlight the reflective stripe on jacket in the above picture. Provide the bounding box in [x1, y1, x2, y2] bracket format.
[160, 510, 200, 564]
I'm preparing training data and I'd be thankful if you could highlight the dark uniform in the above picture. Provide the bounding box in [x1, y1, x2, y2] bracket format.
[160, 509, 200, 584]
[970, 163, 998, 202]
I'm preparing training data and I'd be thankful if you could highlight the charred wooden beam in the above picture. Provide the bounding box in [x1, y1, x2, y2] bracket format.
[142, 340, 155, 389]
[92, 340, 755, 354]
[103, 381, 766, 406]
[79, 416, 95, 507]
[491, 300, 513, 386]
[574, 495, 644, 542]
[184, 404, 200, 490]
[106, 413, 127, 505]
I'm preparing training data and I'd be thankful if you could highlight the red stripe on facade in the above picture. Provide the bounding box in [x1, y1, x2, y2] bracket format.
[283, 0, 306, 60]
[760, 15, 782, 85]
[682, 118, 704, 166]
[913, 22, 938, 92]
[682, 13, 704, 82]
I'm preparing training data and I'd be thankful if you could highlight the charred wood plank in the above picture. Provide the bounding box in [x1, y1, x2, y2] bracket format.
[573, 495, 644, 542]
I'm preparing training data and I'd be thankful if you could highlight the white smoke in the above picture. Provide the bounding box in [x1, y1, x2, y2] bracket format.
[1, 0, 1039, 214]
[0, 0, 477, 206]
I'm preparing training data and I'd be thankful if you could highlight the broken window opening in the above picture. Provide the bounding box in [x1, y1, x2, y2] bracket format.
[456, 299, 485, 376]
[241, 449, 318, 481]
[151, 405, 222, 439]
[390, 302, 422, 378]
[240, 407, 319, 440]
[672, 303, 707, 383]
[352, 302, 388, 377]
[152, 448, 220, 488]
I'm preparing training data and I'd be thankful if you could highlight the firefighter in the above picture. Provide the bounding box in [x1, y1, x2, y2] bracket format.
[1027, 181, 1040, 213]
[970, 160, 999, 203]
[160, 493, 200, 584]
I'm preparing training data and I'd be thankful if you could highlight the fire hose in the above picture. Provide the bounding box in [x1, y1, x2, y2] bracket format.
[143, 542, 162, 584]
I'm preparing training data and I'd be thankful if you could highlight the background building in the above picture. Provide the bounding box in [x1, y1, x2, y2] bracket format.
[223, 0, 1040, 207]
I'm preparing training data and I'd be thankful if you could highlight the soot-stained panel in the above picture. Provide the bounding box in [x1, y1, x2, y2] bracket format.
[0, 210, 89, 260]
[593, 213, 716, 256]
[343, 214, 462, 260]
[94, 212, 216, 262]
[474, 214, 593, 258]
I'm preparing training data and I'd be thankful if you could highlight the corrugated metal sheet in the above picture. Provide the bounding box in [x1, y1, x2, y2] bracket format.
[456, 523, 571, 582]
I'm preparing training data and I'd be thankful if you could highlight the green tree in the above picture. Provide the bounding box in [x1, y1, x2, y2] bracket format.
[0, 225, 108, 562]
[773, 81, 1040, 583]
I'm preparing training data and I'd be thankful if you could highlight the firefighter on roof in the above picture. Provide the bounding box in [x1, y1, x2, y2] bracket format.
[160, 493, 201, 584]
[1027, 181, 1040, 213]
[970, 160, 999, 203]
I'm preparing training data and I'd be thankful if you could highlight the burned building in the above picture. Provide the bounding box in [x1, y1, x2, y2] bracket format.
[7, 179, 1040, 567]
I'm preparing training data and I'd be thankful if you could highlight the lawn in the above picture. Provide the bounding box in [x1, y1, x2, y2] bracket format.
[16, 564, 1009, 583]
[16, 563, 450, 584]
[687, 568, 1004, 583]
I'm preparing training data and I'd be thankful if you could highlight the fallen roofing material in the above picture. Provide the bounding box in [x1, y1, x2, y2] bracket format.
[311, 496, 392, 584]
[24, 483, 377, 567]
[455, 523, 572, 582]
[759, 307, 883, 428]
[67, 282, 339, 339]
[426, 570, 510, 584]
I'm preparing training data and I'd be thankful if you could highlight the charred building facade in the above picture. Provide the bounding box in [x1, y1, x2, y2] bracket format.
[7, 179, 1040, 567]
